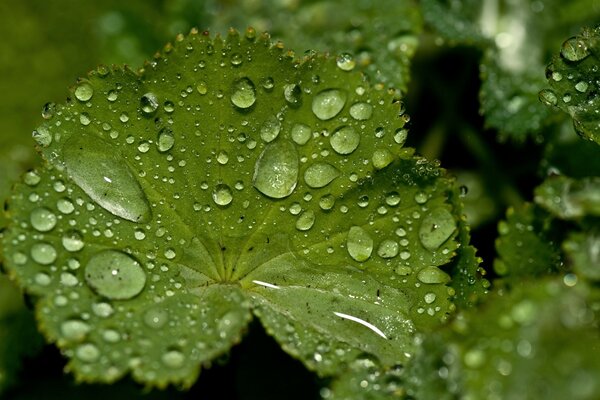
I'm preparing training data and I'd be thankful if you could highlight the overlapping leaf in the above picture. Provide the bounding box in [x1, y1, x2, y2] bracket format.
[2, 30, 467, 388]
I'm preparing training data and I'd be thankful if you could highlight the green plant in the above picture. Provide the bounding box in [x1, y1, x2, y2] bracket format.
[0, 1, 598, 399]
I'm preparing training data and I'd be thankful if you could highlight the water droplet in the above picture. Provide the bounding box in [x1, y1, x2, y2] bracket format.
[312, 89, 347, 120]
[336, 53, 356, 71]
[296, 210, 315, 231]
[319, 194, 335, 210]
[377, 240, 399, 258]
[31, 243, 57, 265]
[107, 90, 118, 102]
[32, 126, 52, 147]
[284, 84, 302, 107]
[291, 123, 312, 145]
[349, 103, 373, 120]
[261, 76, 274, 90]
[414, 192, 428, 204]
[385, 192, 400, 206]
[231, 77, 256, 109]
[561, 37, 589, 62]
[424, 292, 437, 304]
[84, 250, 146, 300]
[102, 329, 120, 343]
[304, 163, 340, 188]
[417, 266, 451, 284]
[197, 81, 208, 95]
[92, 302, 114, 318]
[75, 82, 94, 102]
[538, 89, 558, 106]
[260, 115, 282, 142]
[394, 128, 408, 145]
[230, 53, 243, 66]
[140, 92, 159, 115]
[41, 102, 56, 119]
[157, 128, 175, 152]
[144, 308, 169, 328]
[162, 349, 185, 368]
[419, 208, 456, 251]
[213, 184, 233, 206]
[57, 198, 75, 214]
[13, 252, 27, 265]
[62, 230, 85, 252]
[30, 207, 57, 232]
[372, 149, 394, 169]
[347, 226, 374, 262]
[575, 81, 588, 92]
[76, 343, 100, 362]
[61, 319, 90, 341]
[24, 171, 41, 186]
[330, 126, 360, 155]
[253, 140, 299, 199]
[63, 134, 152, 223]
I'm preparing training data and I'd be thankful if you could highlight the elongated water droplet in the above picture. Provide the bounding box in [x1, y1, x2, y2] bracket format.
[417, 266, 451, 284]
[213, 184, 233, 206]
[63, 134, 152, 223]
[140, 92, 159, 115]
[291, 123, 312, 145]
[330, 126, 360, 154]
[31, 242, 57, 265]
[157, 128, 175, 152]
[85, 250, 146, 300]
[260, 115, 281, 142]
[304, 163, 340, 188]
[296, 210, 315, 231]
[312, 89, 347, 120]
[253, 140, 299, 199]
[231, 77, 256, 109]
[349, 102, 373, 120]
[75, 82, 94, 102]
[347, 226, 373, 262]
[419, 208, 456, 251]
[30, 207, 57, 232]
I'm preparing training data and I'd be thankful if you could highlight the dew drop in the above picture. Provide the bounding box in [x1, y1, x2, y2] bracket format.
[336, 53, 356, 71]
[144, 308, 169, 328]
[157, 128, 175, 152]
[424, 292, 437, 304]
[385, 192, 400, 206]
[24, 171, 41, 186]
[304, 163, 340, 188]
[62, 230, 85, 252]
[253, 140, 299, 199]
[319, 194, 335, 210]
[61, 319, 90, 341]
[538, 89, 558, 106]
[284, 84, 302, 107]
[260, 115, 282, 143]
[377, 240, 399, 259]
[63, 134, 152, 223]
[57, 198, 75, 214]
[162, 349, 185, 368]
[419, 208, 457, 251]
[30, 207, 57, 232]
[312, 89, 347, 120]
[213, 184, 233, 206]
[84, 250, 146, 300]
[291, 123, 312, 145]
[76, 343, 100, 362]
[414, 192, 428, 204]
[140, 92, 159, 115]
[230, 77, 256, 109]
[92, 302, 114, 318]
[330, 126, 360, 154]
[32, 126, 52, 147]
[394, 128, 408, 145]
[349, 103, 373, 120]
[41, 102, 56, 119]
[31, 243, 57, 265]
[561, 37, 589, 62]
[296, 210, 316, 231]
[347, 226, 374, 262]
[197, 81, 208, 95]
[372, 149, 394, 169]
[417, 266, 451, 284]
[75, 82, 94, 102]
[575, 81, 588, 93]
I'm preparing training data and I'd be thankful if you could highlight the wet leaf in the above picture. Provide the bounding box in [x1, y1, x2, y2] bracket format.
[534, 176, 600, 220]
[563, 230, 600, 281]
[1, 30, 467, 387]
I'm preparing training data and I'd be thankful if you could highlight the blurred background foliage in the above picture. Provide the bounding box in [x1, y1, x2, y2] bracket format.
[0, 0, 599, 399]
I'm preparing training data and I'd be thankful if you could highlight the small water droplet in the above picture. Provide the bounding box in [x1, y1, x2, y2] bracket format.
[213, 184, 233, 206]
[377, 240, 399, 258]
[197, 81, 208, 95]
[296, 210, 315, 231]
[61, 319, 90, 341]
[92, 302, 114, 318]
[76, 343, 100, 362]
[75, 82, 94, 102]
[231, 77, 256, 109]
[84, 250, 146, 300]
[385, 192, 400, 206]
[330, 126, 360, 155]
[336, 53, 356, 71]
[31, 242, 57, 265]
[144, 308, 169, 328]
[32, 127, 52, 147]
[414, 192, 428, 204]
[157, 128, 175, 152]
[349, 102, 373, 120]
[372, 149, 394, 169]
[319, 194, 335, 210]
[261, 77, 275, 90]
[575, 81, 588, 92]
[304, 163, 340, 188]
[417, 266, 451, 284]
[291, 123, 312, 145]
[30, 207, 57, 232]
[62, 230, 85, 252]
[24, 171, 41, 186]
[419, 208, 456, 251]
[57, 198, 75, 214]
[284, 84, 302, 107]
[260, 115, 282, 143]
[253, 140, 299, 199]
[424, 292, 437, 304]
[162, 349, 185, 368]
[140, 92, 159, 115]
[41, 102, 56, 119]
[312, 89, 347, 120]
[230, 53, 243, 66]
[394, 128, 408, 145]
[561, 37, 589, 62]
[347, 226, 374, 262]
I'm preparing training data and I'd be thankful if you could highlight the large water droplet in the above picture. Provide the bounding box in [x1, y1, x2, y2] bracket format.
[213, 184, 233, 206]
[260, 115, 282, 143]
[157, 128, 175, 152]
[347, 226, 374, 262]
[30, 207, 57, 232]
[561, 37, 589, 62]
[417, 266, 451, 284]
[63, 134, 152, 223]
[75, 82, 94, 102]
[349, 103, 373, 120]
[62, 230, 85, 252]
[419, 208, 456, 251]
[31, 242, 57, 265]
[291, 123, 312, 145]
[296, 210, 315, 231]
[84, 250, 146, 300]
[253, 140, 299, 199]
[231, 77, 256, 109]
[304, 163, 340, 188]
[140, 92, 159, 115]
[330, 126, 360, 155]
[312, 89, 347, 120]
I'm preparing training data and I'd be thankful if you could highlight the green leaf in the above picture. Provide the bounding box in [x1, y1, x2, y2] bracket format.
[2, 30, 466, 387]
[534, 176, 600, 220]
[406, 279, 600, 400]
[543, 26, 600, 144]
[493, 203, 563, 282]
[563, 230, 600, 281]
